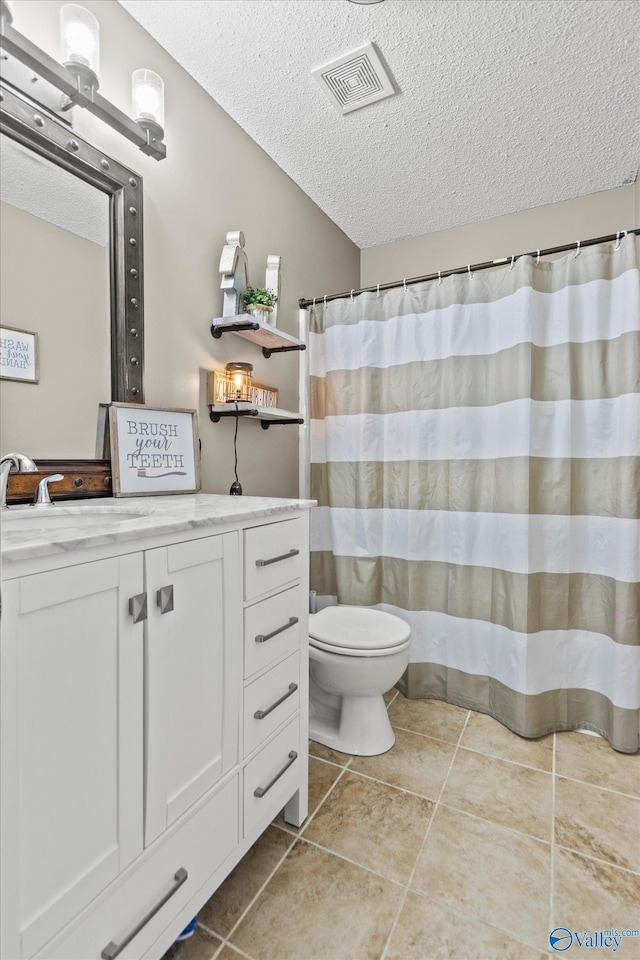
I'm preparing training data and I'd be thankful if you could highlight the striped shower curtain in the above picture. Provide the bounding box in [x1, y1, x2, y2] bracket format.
[308, 235, 640, 753]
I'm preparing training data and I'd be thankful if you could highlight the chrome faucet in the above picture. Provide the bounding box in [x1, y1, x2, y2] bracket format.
[34, 473, 64, 506]
[0, 452, 38, 509]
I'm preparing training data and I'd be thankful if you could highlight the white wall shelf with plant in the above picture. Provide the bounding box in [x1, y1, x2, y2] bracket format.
[210, 315, 306, 358]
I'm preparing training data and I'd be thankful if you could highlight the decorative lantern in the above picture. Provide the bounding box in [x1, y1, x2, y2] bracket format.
[224, 362, 254, 403]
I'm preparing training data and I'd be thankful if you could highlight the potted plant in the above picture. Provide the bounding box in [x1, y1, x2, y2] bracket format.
[243, 286, 278, 324]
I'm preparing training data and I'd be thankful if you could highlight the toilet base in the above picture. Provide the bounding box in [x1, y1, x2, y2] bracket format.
[309, 691, 395, 756]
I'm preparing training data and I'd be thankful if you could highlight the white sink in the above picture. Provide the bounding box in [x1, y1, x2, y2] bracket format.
[3, 509, 147, 531]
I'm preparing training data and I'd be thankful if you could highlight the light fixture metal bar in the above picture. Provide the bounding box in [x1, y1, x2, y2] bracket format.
[0, 19, 166, 160]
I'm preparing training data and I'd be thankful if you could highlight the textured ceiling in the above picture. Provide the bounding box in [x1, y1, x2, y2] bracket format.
[119, 0, 639, 248]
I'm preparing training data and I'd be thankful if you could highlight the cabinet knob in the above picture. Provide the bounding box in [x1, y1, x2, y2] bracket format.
[156, 584, 174, 615]
[128, 592, 147, 623]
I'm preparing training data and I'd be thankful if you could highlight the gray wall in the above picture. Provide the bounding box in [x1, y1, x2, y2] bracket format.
[5, 0, 359, 497]
[361, 183, 637, 286]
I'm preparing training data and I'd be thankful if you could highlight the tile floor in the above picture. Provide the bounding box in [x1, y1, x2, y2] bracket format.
[164, 690, 640, 960]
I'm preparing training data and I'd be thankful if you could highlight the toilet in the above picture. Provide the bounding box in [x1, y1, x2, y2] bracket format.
[308, 606, 411, 756]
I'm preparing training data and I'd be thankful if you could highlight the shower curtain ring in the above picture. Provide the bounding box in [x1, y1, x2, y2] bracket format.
[509, 255, 515, 271]
[535, 249, 541, 264]
[312, 298, 316, 308]
[438, 270, 442, 285]
[350, 289, 355, 302]
[376, 283, 380, 298]
[323, 295, 327, 309]
[574, 240, 581, 258]
[614, 230, 627, 250]
[403, 278, 407, 293]
[467, 264, 474, 280]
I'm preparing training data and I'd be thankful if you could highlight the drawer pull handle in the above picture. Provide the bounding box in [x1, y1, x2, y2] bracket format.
[101, 867, 188, 960]
[254, 682, 298, 720]
[254, 751, 298, 798]
[255, 616, 299, 644]
[255, 548, 299, 567]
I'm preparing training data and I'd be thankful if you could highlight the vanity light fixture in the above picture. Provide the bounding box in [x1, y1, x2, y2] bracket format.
[131, 68, 164, 142]
[0, 0, 13, 26]
[60, 3, 99, 88]
[0, 2, 166, 159]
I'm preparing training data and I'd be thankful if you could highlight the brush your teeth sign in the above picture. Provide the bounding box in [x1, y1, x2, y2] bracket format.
[108, 403, 200, 496]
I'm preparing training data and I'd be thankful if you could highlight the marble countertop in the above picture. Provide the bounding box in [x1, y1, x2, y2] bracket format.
[1, 494, 315, 563]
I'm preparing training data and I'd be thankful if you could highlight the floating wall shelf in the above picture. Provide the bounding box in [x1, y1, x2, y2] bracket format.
[210, 315, 306, 358]
[209, 404, 304, 429]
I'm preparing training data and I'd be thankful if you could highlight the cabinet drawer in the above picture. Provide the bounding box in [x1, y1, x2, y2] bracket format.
[244, 651, 300, 755]
[244, 519, 302, 601]
[40, 777, 239, 960]
[243, 717, 301, 835]
[244, 585, 302, 679]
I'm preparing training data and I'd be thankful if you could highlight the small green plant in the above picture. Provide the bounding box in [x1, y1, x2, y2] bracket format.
[243, 286, 278, 307]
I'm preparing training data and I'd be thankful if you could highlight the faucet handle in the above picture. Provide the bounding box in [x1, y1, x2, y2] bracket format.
[34, 473, 65, 506]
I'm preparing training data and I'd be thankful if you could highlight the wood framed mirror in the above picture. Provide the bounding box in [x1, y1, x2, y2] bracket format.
[1, 81, 145, 502]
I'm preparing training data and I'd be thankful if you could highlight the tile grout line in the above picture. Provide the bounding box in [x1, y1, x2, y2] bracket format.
[345, 764, 554, 848]
[293, 833, 408, 889]
[553, 844, 640, 877]
[295, 760, 351, 838]
[453, 739, 553, 775]
[211, 937, 255, 960]
[385, 689, 400, 710]
[211, 763, 352, 955]
[196, 714, 637, 960]
[379, 709, 472, 960]
[339, 763, 444, 803]
[202, 828, 299, 956]
[552, 770, 640, 801]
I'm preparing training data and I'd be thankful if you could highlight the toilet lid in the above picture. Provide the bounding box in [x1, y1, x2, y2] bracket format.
[309, 606, 411, 652]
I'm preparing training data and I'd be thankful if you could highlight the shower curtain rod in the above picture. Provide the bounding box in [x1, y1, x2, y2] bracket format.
[299, 227, 640, 309]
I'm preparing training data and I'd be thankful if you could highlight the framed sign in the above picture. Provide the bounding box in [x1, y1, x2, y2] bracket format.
[108, 403, 201, 497]
[0, 325, 39, 383]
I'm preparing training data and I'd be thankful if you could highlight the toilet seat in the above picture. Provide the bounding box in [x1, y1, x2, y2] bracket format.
[309, 606, 411, 658]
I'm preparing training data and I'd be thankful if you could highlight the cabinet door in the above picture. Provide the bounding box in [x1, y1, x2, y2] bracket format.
[0, 554, 144, 960]
[144, 532, 241, 846]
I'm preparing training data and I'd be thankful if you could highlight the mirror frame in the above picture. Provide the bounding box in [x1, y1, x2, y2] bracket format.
[1, 81, 145, 499]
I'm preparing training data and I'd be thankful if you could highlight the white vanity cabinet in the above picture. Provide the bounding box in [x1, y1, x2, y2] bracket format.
[0, 555, 145, 960]
[0, 499, 310, 960]
[143, 533, 241, 847]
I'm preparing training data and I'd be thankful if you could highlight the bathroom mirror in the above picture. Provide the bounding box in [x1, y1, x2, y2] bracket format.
[0, 81, 145, 475]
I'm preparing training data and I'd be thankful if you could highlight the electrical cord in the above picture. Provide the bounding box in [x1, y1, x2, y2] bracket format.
[230, 402, 242, 495]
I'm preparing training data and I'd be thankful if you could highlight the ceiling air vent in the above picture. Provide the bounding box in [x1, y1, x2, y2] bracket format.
[311, 42, 396, 115]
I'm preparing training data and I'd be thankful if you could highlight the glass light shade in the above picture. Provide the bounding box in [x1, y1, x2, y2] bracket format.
[132, 69, 165, 130]
[60, 4, 100, 75]
[224, 362, 254, 403]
